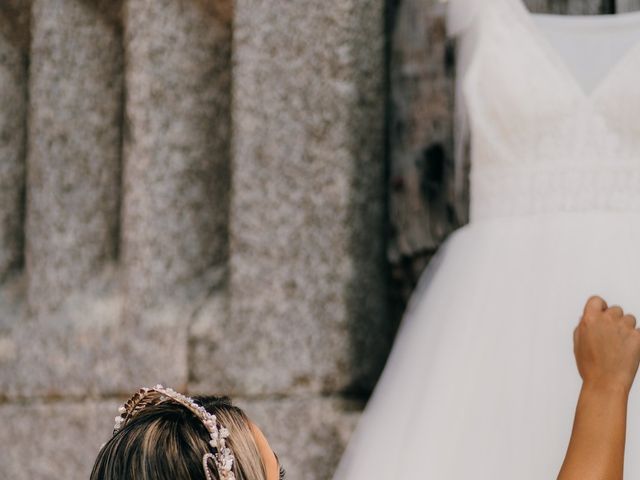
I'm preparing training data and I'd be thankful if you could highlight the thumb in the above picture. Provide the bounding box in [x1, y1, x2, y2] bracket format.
[584, 295, 607, 316]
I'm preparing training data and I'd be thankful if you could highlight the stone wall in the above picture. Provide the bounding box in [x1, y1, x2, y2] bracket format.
[0, 1, 386, 479]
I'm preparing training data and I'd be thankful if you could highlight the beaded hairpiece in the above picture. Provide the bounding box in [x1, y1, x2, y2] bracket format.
[113, 384, 236, 480]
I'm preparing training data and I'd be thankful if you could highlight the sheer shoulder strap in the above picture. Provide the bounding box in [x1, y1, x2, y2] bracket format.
[446, 0, 493, 221]
[445, 0, 490, 38]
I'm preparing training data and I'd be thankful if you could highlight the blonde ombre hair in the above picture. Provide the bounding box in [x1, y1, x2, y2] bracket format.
[90, 396, 268, 480]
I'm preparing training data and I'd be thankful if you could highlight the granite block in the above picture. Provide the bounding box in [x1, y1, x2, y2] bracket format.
[0, 8, 28, 279]
[228, 0, 389, 396]
[121, 0, 231, 313]
[26, 0, 123, 315]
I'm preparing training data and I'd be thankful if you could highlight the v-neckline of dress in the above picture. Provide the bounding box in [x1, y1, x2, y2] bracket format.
[508, 0, 640, 101]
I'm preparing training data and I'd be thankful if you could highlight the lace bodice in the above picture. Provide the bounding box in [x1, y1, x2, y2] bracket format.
[447, 0, 640, 221]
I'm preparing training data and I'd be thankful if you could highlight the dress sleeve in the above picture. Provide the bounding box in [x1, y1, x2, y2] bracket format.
[452, 62, 471, 224]
[446, 0, 486, 222]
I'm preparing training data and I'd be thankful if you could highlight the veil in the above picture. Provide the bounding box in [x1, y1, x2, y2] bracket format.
[445, 0, 486, 222]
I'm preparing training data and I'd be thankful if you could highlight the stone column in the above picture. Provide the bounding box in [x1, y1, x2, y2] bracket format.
[120, 0, 232, 389]
[26, 0, 124, 316]
[223, 0, 389, 396]
[0, 3, 29, 282]
[121, 0, 231, 314]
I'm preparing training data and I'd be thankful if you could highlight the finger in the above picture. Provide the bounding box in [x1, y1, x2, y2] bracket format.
[608, 305, 624, 318]
[623, 314, 637, 329]
[584, 295, 607, 315]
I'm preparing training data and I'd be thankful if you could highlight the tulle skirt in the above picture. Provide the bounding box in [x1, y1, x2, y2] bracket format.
[333, 211, 640, 479]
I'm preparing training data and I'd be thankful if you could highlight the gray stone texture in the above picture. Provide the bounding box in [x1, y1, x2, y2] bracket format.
[0, 3, 28, 281]
[0, 400, 117, 480]
[388, 0, 454, 263]
[121, 0, 231, 315]
[523, 0, 605, 14]
[188, 274, 230, 389]
[26, 0, 124, 316]
[227, 0, 389, 397]
[0, 267, 189, 398]
[565, 0, 606, 13]
[618, 0, 640, 12]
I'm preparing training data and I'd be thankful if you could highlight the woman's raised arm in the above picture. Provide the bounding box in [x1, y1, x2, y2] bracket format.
[557, 295, 640, 480]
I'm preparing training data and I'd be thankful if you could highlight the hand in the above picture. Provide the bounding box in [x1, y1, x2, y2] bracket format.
[574, 295, 640, 394]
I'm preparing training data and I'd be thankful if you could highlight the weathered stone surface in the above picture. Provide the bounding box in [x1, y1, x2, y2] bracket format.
[388, 0, 454, 263]
[26, 0, 123, 316]
[0, 272, 24, 355]
[227, 0, 389, 396]
[565, 0, 606, 13]
[0, 400, 117, 480]
[0, 7, 27, 281]
[236, 395, 362, 480]
[618, 0, 640, 12]
[121, 0, 231, 314]
[188, 274, 230, 390]
[0, 267, 189, 398]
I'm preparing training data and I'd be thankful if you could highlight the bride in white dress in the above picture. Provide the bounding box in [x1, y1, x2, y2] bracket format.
[332, 0, 640, 478]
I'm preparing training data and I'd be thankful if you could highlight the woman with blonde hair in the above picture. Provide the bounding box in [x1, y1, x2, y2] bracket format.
[90, 387, 285, 480]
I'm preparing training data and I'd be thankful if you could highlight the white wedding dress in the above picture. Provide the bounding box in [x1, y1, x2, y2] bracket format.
[332, 0, 640, 478]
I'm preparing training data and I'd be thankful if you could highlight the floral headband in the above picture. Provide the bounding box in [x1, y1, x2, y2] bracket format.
[113, 384, 236, 480]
